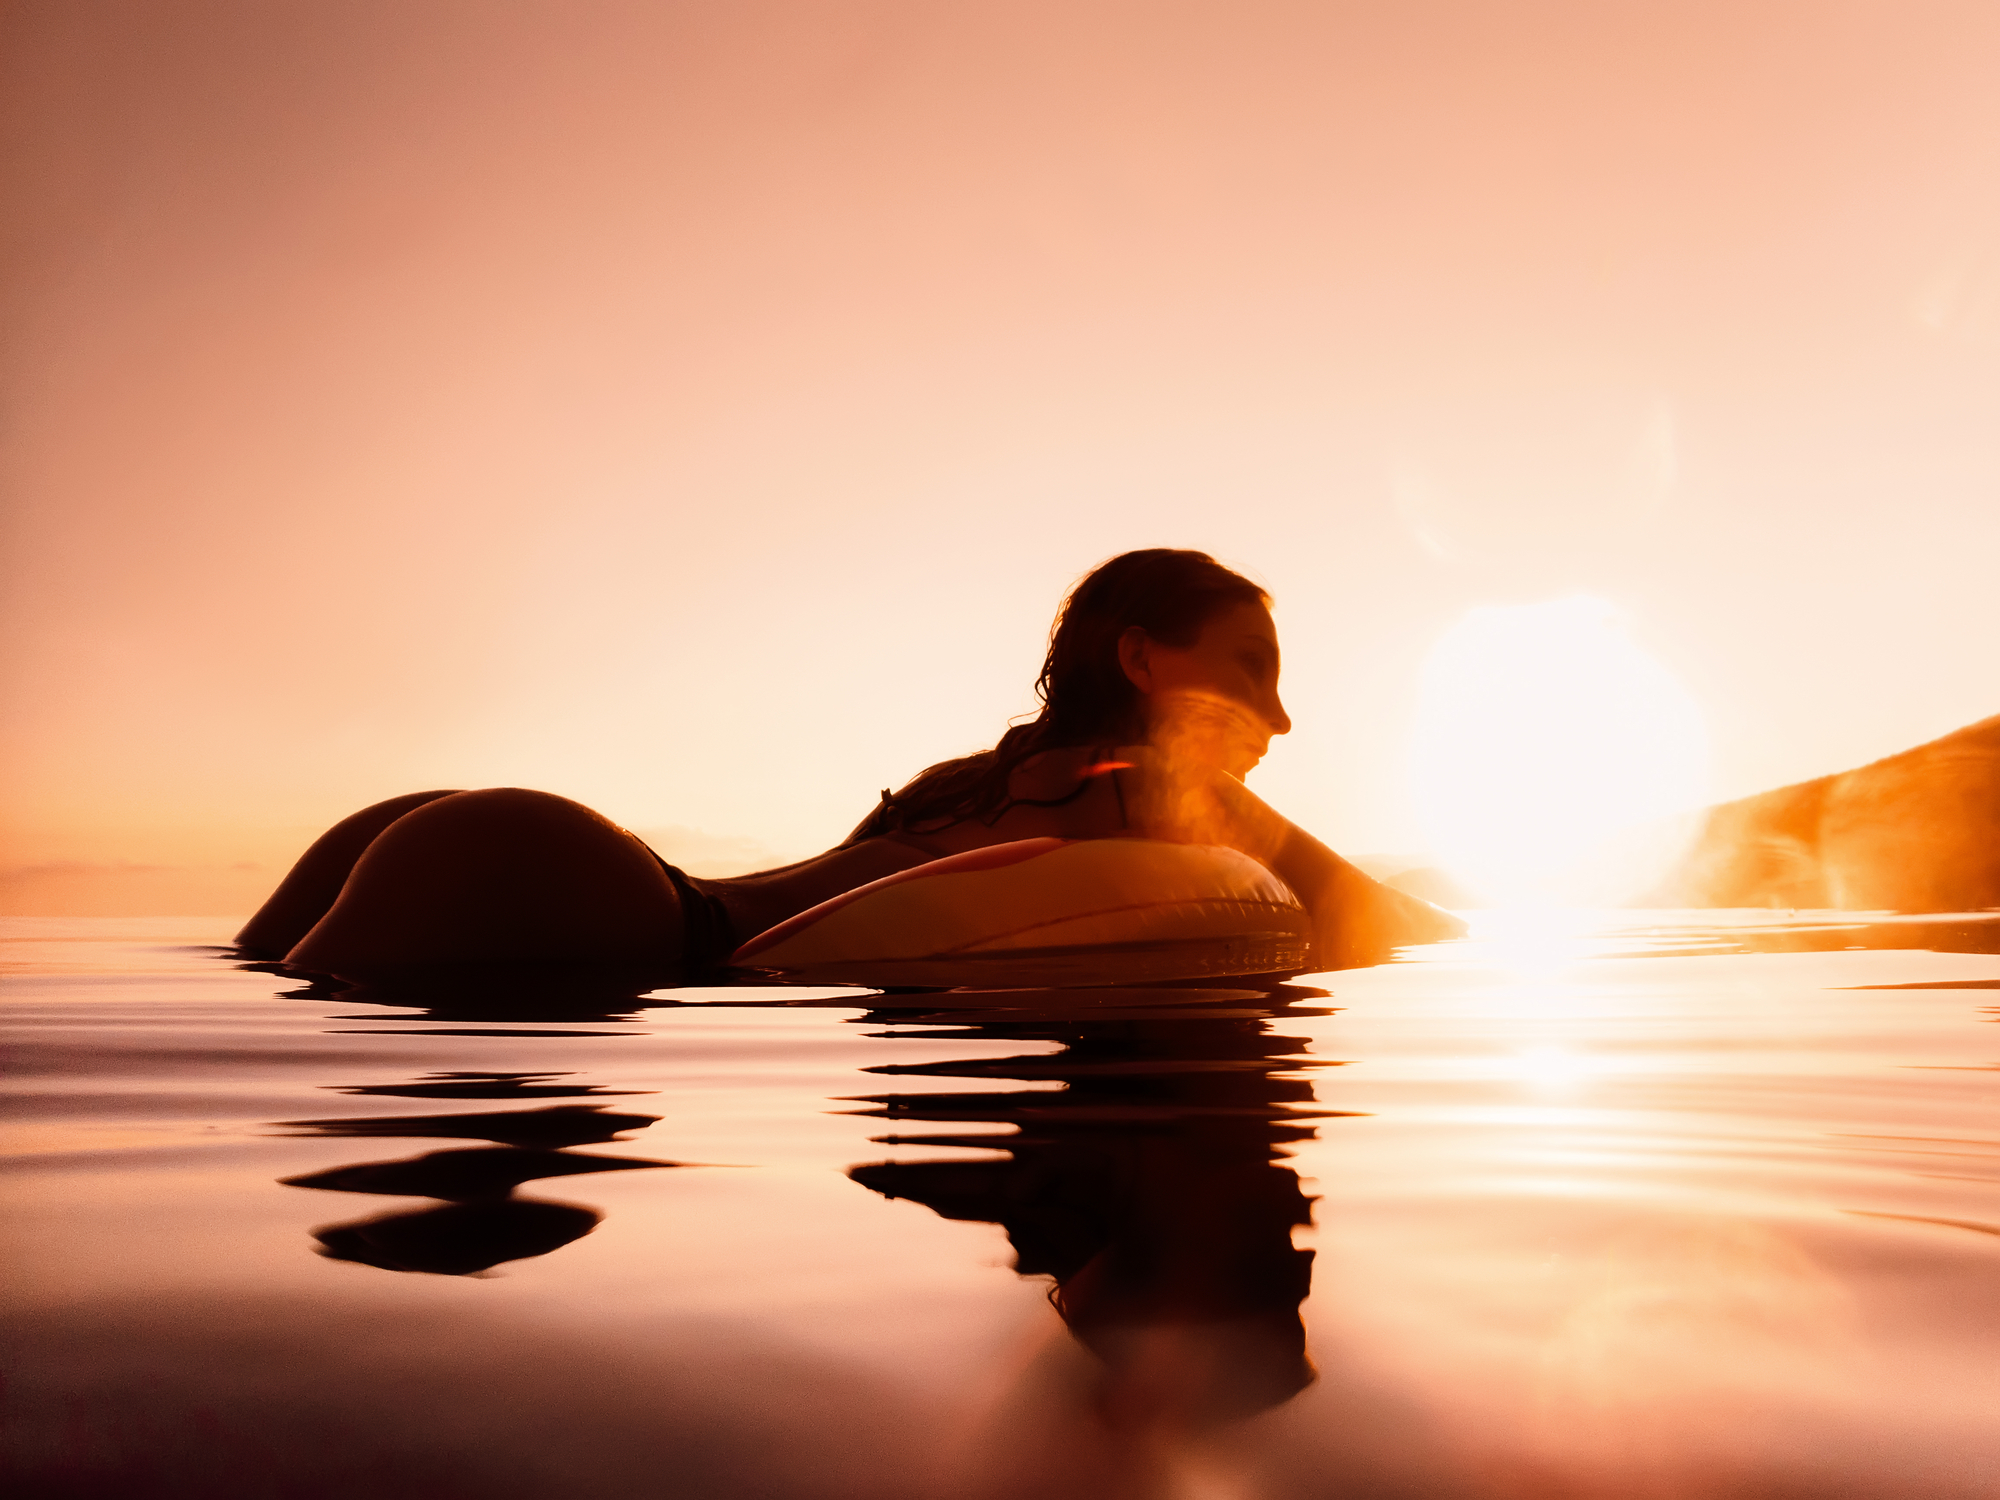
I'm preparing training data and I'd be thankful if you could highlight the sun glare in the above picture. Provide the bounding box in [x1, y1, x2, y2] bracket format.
[1410, 597, 1710, 907]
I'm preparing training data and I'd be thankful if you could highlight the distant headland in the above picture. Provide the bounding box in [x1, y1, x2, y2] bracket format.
[1651, 714, 2000, 912]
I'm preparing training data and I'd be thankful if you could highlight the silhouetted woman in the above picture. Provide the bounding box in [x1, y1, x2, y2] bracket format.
[238, 549, 1459, 980]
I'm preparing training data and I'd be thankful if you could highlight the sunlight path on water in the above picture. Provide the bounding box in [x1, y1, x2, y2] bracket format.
[1273, 912, 2000, 1500]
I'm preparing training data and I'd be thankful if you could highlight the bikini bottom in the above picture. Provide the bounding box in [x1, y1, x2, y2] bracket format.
[642, 847, 738, 972]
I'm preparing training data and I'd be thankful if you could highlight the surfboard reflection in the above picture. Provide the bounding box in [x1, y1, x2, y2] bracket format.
[844, 984, 1345, 1427]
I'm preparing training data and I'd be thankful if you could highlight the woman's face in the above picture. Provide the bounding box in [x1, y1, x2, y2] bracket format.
[1122, 601, 1293, 776]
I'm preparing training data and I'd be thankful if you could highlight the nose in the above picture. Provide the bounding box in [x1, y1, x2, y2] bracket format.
[1268, 693, 1292, 737]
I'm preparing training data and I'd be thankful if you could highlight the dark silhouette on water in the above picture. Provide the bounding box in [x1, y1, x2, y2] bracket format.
[232, 550, 1459, 988]
[273, 1102, 665, 1149]
[310, 1200, 606, 1276]
[319, 1069, 649, 1101]
[252, 965, 670, 1025]
[843, 984, 1344, 1428]
[282, 1145, 679, 1199]
[278, 1089, 678, 1276]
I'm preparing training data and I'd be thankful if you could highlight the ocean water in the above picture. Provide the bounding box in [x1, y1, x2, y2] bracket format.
[3, 912, 1997, 1500]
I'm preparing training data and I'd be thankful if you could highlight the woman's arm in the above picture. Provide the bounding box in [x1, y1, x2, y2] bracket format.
[1117, 747, 1466, 969]
[711, 837, 937, 944]
[1220, 777, 1467, 968]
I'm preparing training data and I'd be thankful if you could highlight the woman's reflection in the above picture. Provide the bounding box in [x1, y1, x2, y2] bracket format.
[277, 1080, 678, 1276]
[845, 985, 1341, 1429]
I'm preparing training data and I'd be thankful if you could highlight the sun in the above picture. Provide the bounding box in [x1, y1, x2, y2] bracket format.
[1409, 597, 1710, 907]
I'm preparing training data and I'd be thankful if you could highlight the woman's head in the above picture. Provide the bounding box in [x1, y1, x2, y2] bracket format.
[846, 549, 1284, 842]
[1040, 549, 1288, 772]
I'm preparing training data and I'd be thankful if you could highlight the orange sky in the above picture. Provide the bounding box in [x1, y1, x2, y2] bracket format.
[4, 0, 1998, 913]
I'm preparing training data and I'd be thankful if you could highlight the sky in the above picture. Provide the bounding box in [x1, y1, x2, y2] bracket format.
[3, 0, 1998, 914]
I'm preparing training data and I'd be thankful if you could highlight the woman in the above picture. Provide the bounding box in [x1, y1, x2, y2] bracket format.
[238, 549, 1461, 981]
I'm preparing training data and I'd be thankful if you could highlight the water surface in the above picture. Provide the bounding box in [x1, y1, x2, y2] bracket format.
[4, 912, 1997, 1498]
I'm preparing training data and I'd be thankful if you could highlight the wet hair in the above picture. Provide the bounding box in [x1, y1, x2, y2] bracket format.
[845, 549, 1270, 842]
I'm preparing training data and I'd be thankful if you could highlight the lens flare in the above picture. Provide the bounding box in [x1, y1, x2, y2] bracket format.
[1410, 598, 1710, 907]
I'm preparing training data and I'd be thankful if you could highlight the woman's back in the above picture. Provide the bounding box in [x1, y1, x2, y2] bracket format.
[861, 745, 1135, 857]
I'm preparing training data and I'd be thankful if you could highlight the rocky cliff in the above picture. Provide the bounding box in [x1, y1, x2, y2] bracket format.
[1654, 714, 2000, 911]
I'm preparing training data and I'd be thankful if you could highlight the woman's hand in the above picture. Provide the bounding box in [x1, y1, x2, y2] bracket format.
[1114, 743, 1465, 968]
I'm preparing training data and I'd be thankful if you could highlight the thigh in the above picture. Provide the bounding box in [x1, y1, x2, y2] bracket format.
[285, 788, 684, 978]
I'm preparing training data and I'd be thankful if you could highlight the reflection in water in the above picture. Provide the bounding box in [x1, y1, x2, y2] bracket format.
[1622, 910, 2000, 959]
[252, 967, 665, 1025]
[274, 1102, 663, 1148]
[845, 985, 1341, 1431]
[283, 1144, 679, 1198]
[321, 1069, 649, 1101]
[10, 919, 1999, 1497]
[1449, 908, 2000, 983]
[311, 1200, 606, 1276]
[278, 1073, 676, 1276]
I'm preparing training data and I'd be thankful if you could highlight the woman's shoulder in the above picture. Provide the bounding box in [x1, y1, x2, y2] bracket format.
[1007, 742, 1100, 798]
